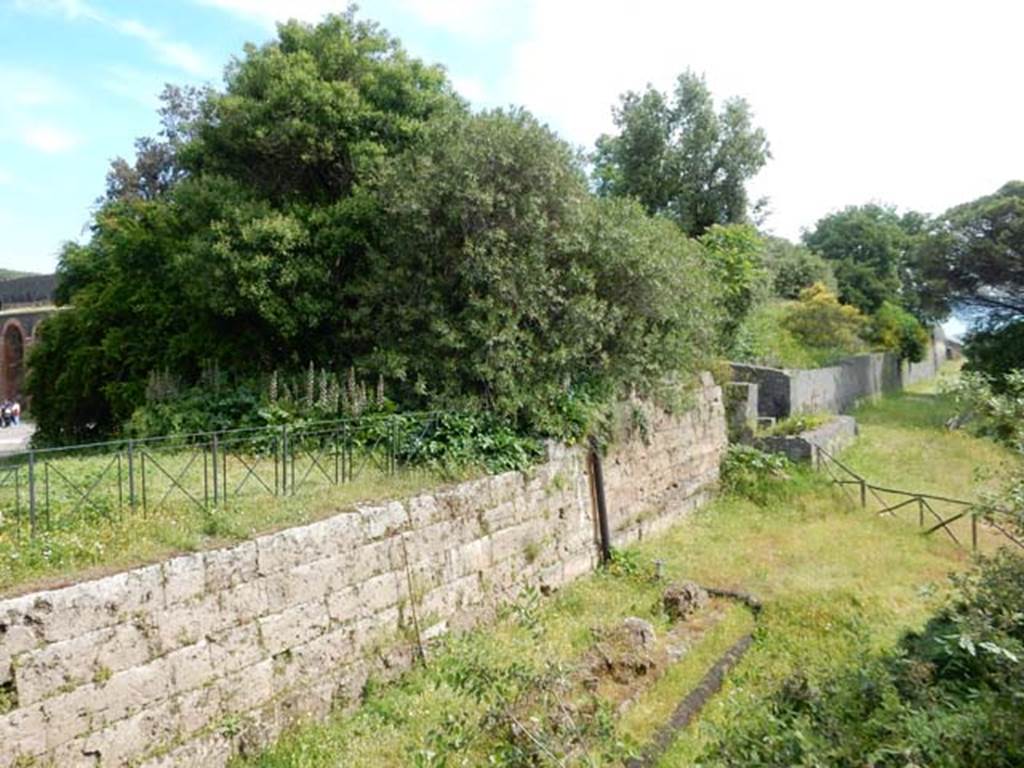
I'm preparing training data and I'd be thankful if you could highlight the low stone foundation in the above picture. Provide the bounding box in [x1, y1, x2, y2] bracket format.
[0, 377, 727, 768]
[755, 415, 858, 463]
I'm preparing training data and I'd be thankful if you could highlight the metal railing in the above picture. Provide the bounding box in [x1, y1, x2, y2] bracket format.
[814, 445, 1024, 553]
[0, 412, 447, 542]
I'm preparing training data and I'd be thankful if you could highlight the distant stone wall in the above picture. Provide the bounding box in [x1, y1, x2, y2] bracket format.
[0, 377, 726, 768]
[731, 327, 947, 419]
[755, 415, 858, 463]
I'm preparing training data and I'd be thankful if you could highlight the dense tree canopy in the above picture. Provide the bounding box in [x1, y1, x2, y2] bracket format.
[913, 181, 1024, 323]
[593, 71, 770, 237]
[29, 12, 724, 444]
[759, 236, 836, 299]
[802, 204, 925, 315]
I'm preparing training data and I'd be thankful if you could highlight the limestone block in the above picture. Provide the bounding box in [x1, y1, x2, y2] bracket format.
[256, 518, 350, 577]
[325, 584, 360, 625]
[138, 730, 233, 768]
[208, 621, 264, 675]
[14, 620, 156, 706]
[258, 600, 330, 657]
[358, 500, 407, 541]
[357, 571, 404, 615]
[406, 493, 440, 528]
[263, 560, 330, 614]
[0, 621, 41, 684]
[451, 536, 492, 577]
[161, 553, 206, 607]
[152, 592, 223, 652]
[0, 702, 46, 768]
[175, 683, 222, 738]
[217, 657, 274, 715]
[79, 691, 182, 767]
[347, 538, 400, 584]
[216, 579, 268, 628]
[41, 656, 175, 750]
[479, 500, 517, 533]
[167, 640, 215, 695]
[8, 565, 163, 644]
[204, 542, 258, 592]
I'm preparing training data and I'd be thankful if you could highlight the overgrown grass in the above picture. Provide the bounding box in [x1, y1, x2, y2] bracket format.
[758, 411, 832, 437]
[243, 381, 995, 766]
[0, 462, 470, 596]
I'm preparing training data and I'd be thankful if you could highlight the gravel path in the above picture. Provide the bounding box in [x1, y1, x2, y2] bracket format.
[0, 421, 34, 454]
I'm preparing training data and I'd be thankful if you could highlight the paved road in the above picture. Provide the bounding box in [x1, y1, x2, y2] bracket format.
[0, 421, 34, 454]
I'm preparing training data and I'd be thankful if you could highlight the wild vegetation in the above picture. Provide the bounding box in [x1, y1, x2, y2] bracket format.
[28, 12, 733, 448]
[238, 381, 1018, 767]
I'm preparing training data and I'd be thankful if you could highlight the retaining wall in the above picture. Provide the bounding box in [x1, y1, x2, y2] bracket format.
[0, 377, 726, 768]
[755, 415, 858, 463]
[732, 327, 947, 419]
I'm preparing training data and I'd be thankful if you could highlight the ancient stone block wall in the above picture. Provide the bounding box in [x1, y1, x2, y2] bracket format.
[0, 377, 726, 768]
[731, 327, 948, 420]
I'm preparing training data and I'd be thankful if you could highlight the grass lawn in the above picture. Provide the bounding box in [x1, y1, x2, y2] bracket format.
[0, 461, 467, 597]
[243, 377, 1006, 766]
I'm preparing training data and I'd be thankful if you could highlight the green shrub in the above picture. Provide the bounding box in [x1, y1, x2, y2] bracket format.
[698, 223, 768, 348]
[700, 552, 1024, 767]
[733, 293, 869, 370]
[782, 282, 869, 356]
[963, 320, 1024, 389]
[719, 444, 793, 504]
[869, 301, 929, 361]
[761, 236, 837, 299]
[943, 370, 1024, 450]
[758, 412, 832, 437]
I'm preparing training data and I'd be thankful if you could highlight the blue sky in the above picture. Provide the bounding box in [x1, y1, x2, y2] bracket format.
[2, 0, 1023, 292]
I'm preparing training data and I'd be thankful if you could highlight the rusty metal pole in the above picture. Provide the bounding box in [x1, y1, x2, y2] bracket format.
[589, 437, 612, 565]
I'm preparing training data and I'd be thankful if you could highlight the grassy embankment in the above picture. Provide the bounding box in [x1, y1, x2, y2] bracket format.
[0, 451, 470, 597]
[242, 376, 1020, 766]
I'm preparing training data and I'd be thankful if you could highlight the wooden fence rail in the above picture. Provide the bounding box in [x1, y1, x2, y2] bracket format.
[814, 445, 1024, 553]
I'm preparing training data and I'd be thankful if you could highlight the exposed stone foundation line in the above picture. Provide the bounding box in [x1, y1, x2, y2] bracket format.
[627, 585, 764, 768]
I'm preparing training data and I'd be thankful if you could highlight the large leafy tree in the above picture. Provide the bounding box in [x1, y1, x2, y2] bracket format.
[913, 181, 1024, 323]
[802, 204, 925, 315]
[759, 236, 836, 299]
[30, 12, 461, 441]
[350, 108, 718, 428]
[912, 182, 1024, 383]
[593, 71, 770, 237]
[29, 12, 721, 443]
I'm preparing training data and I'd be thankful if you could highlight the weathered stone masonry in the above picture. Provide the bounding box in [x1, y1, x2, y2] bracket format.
[0, 377, 726, 767]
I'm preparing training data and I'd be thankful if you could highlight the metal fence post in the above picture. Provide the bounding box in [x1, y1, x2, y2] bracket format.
[918, 497, 924, 527]
[27, 451, 36, 537]
[281, 425, 289, 495]
[211, 433, 219, 506]
[860, 479, 867, 509]
[972, 514, 978, 552]
[127, 440, 136, 513]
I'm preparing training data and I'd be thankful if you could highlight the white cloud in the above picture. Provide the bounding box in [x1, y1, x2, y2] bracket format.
[21, 122, 81, 154]
[502, 0, 1024, 238]
[193, 0, 348, 28]
[99, 66, 165, 109]
[0, 169, 13, 185]
[15, 0, 210, 76]
[0, 67, 69, 107]
[451, 74, 486, 104]
[398, 0, 515, 40]
[110, 18, 208, 75]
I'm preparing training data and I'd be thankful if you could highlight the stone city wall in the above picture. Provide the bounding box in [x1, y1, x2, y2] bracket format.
[731, 327, 947, 419]
[0, 376, 726, 768]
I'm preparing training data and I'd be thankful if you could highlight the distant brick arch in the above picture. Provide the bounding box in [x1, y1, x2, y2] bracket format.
[0, 307, 59, 403]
